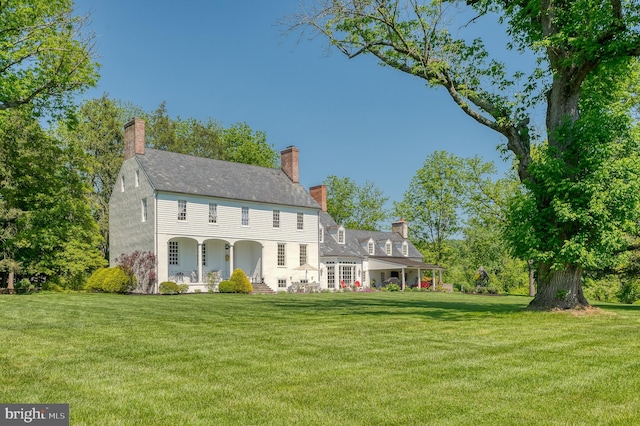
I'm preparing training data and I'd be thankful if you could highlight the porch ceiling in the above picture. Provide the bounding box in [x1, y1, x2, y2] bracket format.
[367, 257, 444, 271]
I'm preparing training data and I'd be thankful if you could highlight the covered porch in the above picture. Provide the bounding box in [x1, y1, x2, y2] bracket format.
[366, 257, 444, 291]
[164, 237, 263, 292]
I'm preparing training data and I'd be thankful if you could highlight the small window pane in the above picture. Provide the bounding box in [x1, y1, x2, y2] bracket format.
[297, 212, 304, 230]
[178, 200, 187, 221]
[209, 203, 217, 223]
[169, 241, 179, 265]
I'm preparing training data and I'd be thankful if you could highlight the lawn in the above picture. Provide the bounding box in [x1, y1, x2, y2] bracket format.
[1, 291, 639, 425]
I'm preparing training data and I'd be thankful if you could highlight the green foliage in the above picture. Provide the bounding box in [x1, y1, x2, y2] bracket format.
[14, 278, 34, 294]
[383, 283, 401, 292]
[54, 95, 128, 257]
[159, 281, 180, 295]
[0, 108, 107, 286]
[145, 102, 278, 168]
[323, 175, 388, 230]
[395, 151, 466, 265]
[617, 279, 640, 305]
[217, 280, 235, 293]
[583, 276, 619, 303]
[0, 0, 99, 116]
[85, 267, 131, 294]
[229, 268, 253, 294]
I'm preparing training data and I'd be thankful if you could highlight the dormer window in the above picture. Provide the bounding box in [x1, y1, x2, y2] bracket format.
[367, 239, 375, 255]
[385, 240, 392, 255]
[402, 241, 409, 257]
[338, 227, 345, 244]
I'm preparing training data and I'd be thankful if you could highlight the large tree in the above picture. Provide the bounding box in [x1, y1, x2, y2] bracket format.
[0, 107, 106, 289]
[395, 151, 466, 264]
[324, 175, 389, 230]
[0, 0, 98, 116]
[292, 0, 640, 309]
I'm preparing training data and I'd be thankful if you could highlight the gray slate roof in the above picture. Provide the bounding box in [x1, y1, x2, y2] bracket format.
[319, 211, 423, 259]
[135, 148, 320, 209]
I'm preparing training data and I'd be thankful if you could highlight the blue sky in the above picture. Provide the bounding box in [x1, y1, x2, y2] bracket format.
[74, 0, 518, 220]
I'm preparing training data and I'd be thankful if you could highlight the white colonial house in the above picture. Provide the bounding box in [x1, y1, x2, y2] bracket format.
[109, 118, 321, 293]
[110, 118, 443, 293]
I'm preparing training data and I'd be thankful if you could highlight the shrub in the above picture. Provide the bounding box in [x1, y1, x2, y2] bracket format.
[85, 268, 109, 292]
[178, 284, 189, 294]
[385, 283, 401, 292]
[85, 267, 131, 293]
[115, 251, 157, 294]
[229, 268, 253, 294]
[617, 279, 640, 304]
[15, 278, 34, 294]
[159, 281, 180, 294]
[218, 280, 235, 293]
[102, 268, 132, 293]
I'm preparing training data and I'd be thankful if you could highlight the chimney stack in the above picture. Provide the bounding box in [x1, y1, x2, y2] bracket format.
[310, 184, 327, 212]
[392, 218, 408, 239]
[124, 117, 145, 160]
[280, 146, 299, 183]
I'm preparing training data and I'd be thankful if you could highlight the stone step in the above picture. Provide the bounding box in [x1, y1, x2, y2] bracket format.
[250, 282, 276, 295]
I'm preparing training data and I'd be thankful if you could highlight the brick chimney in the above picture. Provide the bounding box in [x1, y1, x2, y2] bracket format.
[124, 117, 145, 160]
[392, 218, 408, 239]
[280, 146, 299, 183]
[310, 184, 327, 212]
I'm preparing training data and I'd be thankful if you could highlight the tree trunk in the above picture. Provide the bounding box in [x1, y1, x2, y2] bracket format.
[528, 259, 536, 297]
[527, 263, 589, 310]
[7, 269, 15, 294]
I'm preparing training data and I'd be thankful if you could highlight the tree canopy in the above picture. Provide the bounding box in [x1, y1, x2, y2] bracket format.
[0, 0, 99, 116]
[323, 175, 389, 230]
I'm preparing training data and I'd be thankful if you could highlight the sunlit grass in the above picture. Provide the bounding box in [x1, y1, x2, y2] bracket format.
[1, 292, 639, 425]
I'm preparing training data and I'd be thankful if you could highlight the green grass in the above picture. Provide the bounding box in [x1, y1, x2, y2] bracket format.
[1, 292, 639, 425]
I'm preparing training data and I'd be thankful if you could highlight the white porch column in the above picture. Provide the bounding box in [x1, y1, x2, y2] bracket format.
[401, 267, 406, 290]
[432, 269, 437, 291]
[197, 243, 203, 284]
[418, 268, 422, 291]
[229, 244, 234, 276]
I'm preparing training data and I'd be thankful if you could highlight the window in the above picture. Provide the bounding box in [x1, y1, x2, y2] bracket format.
[340, 265, 354, 286]
[120, 175, 125, 192]
[402, 241, 409, 257]
[278, 279, 287, 288]
[319, 225, 324, 243]
[277, 243, 286, 266]
[135, 170, 140, 187]
[242, 207, 249, 226]
[273, 210, 280, 228]
[327, 265, 335, 289]
[169, 241, 179, 265]
[299, 244, 307, 266]
[141, 198, 147, 222]
[367, 240, 374, 255]
[178, 200, 187, 221]
[297, 212, 304, 230]
[208, 203, 217, 224]
[338, 228, 345, 244]
[202, 243, 207, 267]
[385, 240, 392, 255]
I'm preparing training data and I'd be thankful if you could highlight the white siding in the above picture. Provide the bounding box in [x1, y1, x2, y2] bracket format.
[109, 158, 156, 266]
